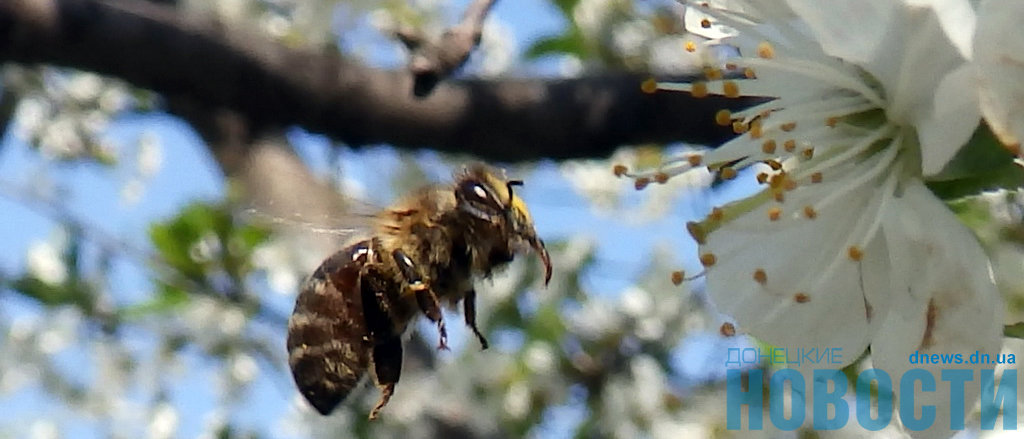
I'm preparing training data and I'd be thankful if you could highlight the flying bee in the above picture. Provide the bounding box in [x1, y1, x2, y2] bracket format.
[286, 164, 552, 419]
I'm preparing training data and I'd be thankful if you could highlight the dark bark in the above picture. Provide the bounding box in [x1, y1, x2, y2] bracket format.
[0, 0, 763, 162]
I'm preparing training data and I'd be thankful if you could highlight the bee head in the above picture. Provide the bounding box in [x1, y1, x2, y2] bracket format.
[455, 165, 552, 284]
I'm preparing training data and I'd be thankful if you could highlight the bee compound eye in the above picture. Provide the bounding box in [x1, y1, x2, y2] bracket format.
[459, 180, 496, 206]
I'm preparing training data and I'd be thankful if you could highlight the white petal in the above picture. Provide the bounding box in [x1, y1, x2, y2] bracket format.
[871, 181, 1003, 439]
[903, 0, 976, 59]
[974, 0, 1024, 148]
[784, 0, 896, 65]
[702, 156, 896, 365]
[916, 65, 982, 176]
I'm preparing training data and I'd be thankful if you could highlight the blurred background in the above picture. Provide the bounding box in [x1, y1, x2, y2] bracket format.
[1, 1, 1022, 438]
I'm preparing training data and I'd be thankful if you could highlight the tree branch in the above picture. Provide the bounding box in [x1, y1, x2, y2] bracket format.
[0, 0, 763, 162]
[396, 0, 497, 97]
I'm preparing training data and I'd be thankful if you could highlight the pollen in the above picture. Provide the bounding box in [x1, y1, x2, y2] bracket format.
[767, 206, 782, 221]
[671, 270, 685, 286]
[720, 167, 738, 180]
[685, 41, 697, 53]
[803, 205, 817, 219]
[757, 41, 775, 59]
[691, 81, 709, 98]
[640, 78, 659, 94]
[613, 164, 628, 177]
[720, 322, 737, 337]
[701, 18, 712, 28]
[654, 172, 670, 184]
[732, 121, 748, 134]
[744, 67, 757, 79]
[780, 122, 797, 132]
[761, 139, 777, 154]
[783, 139, 797, 152]
[723, 81, 740, 98]
[810, 172, 823, 183]
[687, 154, 703, 166]
[801, 148, 815, 160]
[686, 221, 707, 244]
[715, 109, 732, 126]
[709, 207, 724, 221]
[764, 159, 783, 171]
[847, 245, 864, 261]
[794, 293, 810, 303]
[699, 252, 717, 267]
[753, 268, 767, 285]
[634, 177, 651, 190]
[756, 172, 769, 184]
[826, 116, 840, 128]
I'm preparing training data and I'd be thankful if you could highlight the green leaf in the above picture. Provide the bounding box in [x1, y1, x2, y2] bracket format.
[552, 0, 581, 17]
[927, 124, 1023, 200]
[525, 32, 587, 59]
[118, 284, 190, 319]
[1004, 322, 1024, 339]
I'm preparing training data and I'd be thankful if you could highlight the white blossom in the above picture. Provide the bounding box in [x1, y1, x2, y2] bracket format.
[635, 1, 1007, 436]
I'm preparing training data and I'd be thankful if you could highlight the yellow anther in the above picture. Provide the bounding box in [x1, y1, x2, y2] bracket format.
[701, 18, 712, 28]
[654, 172, 669, 184]
[757, 41, 775, 59]
[767, 206, 782, 221]
[691, 81, 708, 98]
[720, 167, 738, 180]
[794, 293, 810, 303]
[640, 78, 659, 94]
[773, 191, 785, 202]
[847, 245, 864, 261]
[744, 67, 757, 79]
[753, 268, 767, 285]
[685, 41, 697, 53]
[764, 159, 783, 171]
[810, 172, 823, 183]
[749, 119, 763, 139]
[783, 139, 797, 152]
[699, 252, 717, 267]
[723, 81, 740, 98]
[761, 139, 777, 154]
[783, 179, 797, 192]
[687, 154, 703, 166]
[756, 172, 769, 184]
[612, 164, 628, 177]
[703, 66, 723, 80]
[801, 148, 815, 160]
[720, 322, 736, 337]
[671, 270, 685, 285]
[803, 205, 817, 219]
[780, 122, 797, 132]
[715, 109, 732, 126]
[826, 116, 840, 128]
[732, 121, 748, 134]
[634, 177, 650, 190]
[725, 63, 738, 71]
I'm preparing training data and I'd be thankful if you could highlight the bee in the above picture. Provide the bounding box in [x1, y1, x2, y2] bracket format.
[286, 164, 552, 419]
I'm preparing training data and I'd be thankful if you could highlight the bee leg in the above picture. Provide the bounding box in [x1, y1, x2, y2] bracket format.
[369, 337, 402, 420]
[360, 263, 403, 420]
[463, 289, 488, 350]
[392, 249, 449, 351]
[414, 288, 448, 350]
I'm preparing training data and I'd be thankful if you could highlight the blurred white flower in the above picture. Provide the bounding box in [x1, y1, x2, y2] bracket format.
[147, 403, 179, 439]
[26, 237, 67, 285]
[635, 1, 1007, 436]
[973, 0, 1024, 156]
